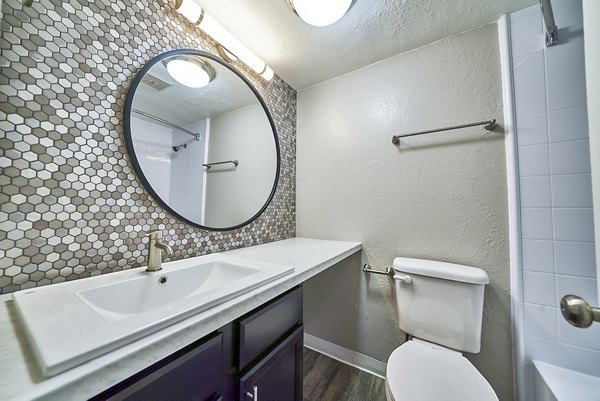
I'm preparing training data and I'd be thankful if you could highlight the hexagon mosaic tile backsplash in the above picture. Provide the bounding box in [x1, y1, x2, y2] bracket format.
[0, 0, 297, 294]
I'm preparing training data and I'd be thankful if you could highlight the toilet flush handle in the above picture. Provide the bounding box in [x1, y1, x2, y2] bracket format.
[393, 273, 412, 284]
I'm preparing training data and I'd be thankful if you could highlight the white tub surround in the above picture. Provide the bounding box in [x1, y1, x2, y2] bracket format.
[505, 1, 600, 400]
[533, 360, 600, 401]
[508, 2, 600, 397]
[0, 238, 361, 401]
[498, 13, 527, 401]
[582, 0, 600, 301]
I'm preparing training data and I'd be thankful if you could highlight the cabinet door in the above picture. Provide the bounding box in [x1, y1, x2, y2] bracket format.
[239, 326, 303, 401]
[91, 332, 226, 401]
[238, 287, 303, 370]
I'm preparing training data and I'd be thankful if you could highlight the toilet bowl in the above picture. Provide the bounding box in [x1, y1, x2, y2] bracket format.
[385, 257, 498, 401]
[385, 339, 498, 401]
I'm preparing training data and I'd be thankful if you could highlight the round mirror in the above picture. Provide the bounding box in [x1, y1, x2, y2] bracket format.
[124, 50, 280, 230]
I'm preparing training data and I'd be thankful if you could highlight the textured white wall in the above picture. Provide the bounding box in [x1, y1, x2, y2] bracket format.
[297, 24, 513, 400]
[205, 103, 277, 228]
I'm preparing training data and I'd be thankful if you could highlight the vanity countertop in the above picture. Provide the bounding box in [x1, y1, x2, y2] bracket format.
[0, 237, 361, 401]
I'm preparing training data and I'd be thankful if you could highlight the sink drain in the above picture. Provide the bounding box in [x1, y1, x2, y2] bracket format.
[158, 276, 168, 285]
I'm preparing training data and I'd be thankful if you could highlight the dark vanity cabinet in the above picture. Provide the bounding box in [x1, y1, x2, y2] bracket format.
[239, 326, 303, 401]
[90, 331, 230, 401]
[91, 286, 303, 401]
[238, 286, 303, 401]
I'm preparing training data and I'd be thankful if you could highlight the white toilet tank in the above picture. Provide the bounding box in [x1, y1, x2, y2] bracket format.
[392, 257, 489, 353]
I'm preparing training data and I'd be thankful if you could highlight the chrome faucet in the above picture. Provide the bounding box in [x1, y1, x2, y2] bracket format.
[146, 231, 174, 272]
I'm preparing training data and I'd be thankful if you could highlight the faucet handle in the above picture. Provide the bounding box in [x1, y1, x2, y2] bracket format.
[146, 230, 162, 240]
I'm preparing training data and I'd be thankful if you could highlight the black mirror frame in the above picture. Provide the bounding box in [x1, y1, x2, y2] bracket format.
[124, 49, 281, 231]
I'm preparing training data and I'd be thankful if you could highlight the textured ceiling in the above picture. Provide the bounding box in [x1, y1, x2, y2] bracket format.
[134, 56, 258, 126]
[197, 0, 537, 90]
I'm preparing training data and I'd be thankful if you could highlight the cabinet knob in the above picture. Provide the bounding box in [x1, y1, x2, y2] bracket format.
[245, 385, 258, 400]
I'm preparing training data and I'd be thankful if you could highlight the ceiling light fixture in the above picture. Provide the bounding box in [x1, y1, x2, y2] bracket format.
[287, 0, 354, 27]
[163, 56, 216, 88]
[174, 0, 275, 81]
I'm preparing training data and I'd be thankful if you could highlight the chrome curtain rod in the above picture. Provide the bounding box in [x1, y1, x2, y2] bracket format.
[391, 119, 497, 145]
[540, 0, 559, 47]
[132, 109, 201, 140]
[203, 160, 239, 170]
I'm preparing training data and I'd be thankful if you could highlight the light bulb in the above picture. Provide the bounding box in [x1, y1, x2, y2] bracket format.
[173, 0, 275, 81]
[290, 0, 353, 27]
[166, 58, 212, 88]
[261, 66, 274, 81]
[174, 0, 203, 24]
[198, 14, 266, 75]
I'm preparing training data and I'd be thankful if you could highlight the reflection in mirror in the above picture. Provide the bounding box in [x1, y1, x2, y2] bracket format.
[125, 50, 279, 230]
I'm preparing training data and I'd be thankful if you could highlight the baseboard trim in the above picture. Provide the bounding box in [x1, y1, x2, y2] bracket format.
[303, 333, 387, 379]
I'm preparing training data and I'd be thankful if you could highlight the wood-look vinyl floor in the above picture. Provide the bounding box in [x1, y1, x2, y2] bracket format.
[303, 348, 387, 401]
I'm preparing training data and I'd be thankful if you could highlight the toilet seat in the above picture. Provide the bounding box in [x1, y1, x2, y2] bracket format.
[386, 340, 498, 401]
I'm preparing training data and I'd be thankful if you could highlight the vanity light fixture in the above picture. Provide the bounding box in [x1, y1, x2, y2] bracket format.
[287, 0, 354, 27]
[163, 56, 216, 88]
[174, 0, 275, 81]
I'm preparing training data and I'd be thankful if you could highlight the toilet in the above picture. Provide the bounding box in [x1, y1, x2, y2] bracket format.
[385, 257, 498, 401]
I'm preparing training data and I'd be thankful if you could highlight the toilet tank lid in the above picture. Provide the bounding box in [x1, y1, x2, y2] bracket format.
[392, 257, 489, 284]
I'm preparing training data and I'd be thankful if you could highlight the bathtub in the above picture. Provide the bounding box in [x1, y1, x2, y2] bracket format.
[532, 360, 600, 401]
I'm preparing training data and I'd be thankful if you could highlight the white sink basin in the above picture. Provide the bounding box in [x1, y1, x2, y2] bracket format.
[12, 253, 294, 377]
[78, 259, 263, 320]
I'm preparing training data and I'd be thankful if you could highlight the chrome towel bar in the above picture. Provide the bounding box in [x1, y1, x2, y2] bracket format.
[362, 264, 394, 276]
[391, 119, 497, 145]
[203, 160, 239, 170]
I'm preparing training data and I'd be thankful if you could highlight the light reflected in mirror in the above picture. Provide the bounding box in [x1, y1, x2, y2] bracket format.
[125, 50, 279, 230]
